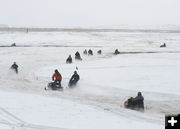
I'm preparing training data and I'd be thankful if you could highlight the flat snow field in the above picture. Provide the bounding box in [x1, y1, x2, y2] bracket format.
[0, 30, 180, 129]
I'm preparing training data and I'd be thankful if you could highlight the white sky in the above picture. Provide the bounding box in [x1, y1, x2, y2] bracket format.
[0, 0, 180, 27]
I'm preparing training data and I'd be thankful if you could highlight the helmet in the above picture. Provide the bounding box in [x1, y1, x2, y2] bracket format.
[55, 69, 58, 73]
[138, 92, 142, 96]
[74, 71, 77, 74]
[14, 62, 16, 64]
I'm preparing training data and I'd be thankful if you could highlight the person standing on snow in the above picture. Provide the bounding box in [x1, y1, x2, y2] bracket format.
[52, 69, 62, 88]
[11, 62, 18, 74]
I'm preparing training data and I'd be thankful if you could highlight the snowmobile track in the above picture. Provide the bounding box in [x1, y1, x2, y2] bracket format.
[0, 107, 66, 129]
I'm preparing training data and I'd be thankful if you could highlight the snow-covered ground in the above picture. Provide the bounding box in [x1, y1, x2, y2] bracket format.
[0, 30, 180, 129]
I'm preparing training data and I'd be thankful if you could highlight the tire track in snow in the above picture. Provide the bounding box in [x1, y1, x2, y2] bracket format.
[0, 107, 66, 129]
[56, 82, 179, 126]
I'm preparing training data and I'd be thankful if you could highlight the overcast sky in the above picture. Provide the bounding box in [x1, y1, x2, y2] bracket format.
[0, 0, 180, 27]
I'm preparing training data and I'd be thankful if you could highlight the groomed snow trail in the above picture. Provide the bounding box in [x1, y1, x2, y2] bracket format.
[0, 30, 180, 129]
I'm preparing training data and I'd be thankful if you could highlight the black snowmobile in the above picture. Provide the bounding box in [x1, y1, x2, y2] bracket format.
[97, 50, 102, 54]
[124, 93, 144, 111]
[88, 49, 93, 56]
[66, 55, 72, 64]
[114, 49, 120, 55]
[68, 79, 78, 87]
[45, 81, 63, 91]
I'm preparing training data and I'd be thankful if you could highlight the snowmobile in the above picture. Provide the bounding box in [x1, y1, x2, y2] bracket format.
[124, 97, 144, 111]
[97, 50, 102, 54]
[45, 82, 63, 91]
[114, 49, 120, 55]
[66, 55, 72, 64]
[11, 43, 16, 47]
[66, 58, 72, 64]
[68, 71, 80, 87]
[68, 80, 76, 87]
[68, 79, 78, 87]
[88, 49, 93, 56]
[75, 51, 82, 60]
[83, 49, 87, 55]
[160, 43, 166, 48]
[75, 56, 82, 60]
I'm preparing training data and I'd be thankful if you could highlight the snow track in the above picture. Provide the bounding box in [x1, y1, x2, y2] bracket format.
[0, 30, 180, 129]
[0, 107, 65, 129]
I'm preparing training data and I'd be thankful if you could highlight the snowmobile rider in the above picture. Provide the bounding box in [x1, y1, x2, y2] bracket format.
[160, 43, 166, 47]
[88, 49, 93, 55]
[83, 49, 87, 55]
[133, 92, 144, 110]
[69, 71, 80, 86]
[114, 49, 120, 55]
[11, 43, 16, 47]
[75, 51, 82, 60]
[97, 50, 102, 54]
[66, 55, 72, 64]
[11, 62, 18, 74]
[52, 69, 62, 88]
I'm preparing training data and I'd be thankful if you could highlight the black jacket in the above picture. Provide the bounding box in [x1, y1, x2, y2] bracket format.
[75, 52, 80, 57]
[11, 64, 18, 69]
[70, 74, 80, 82]
[133, 95, 144, 109]
[66, 56, 72, 63]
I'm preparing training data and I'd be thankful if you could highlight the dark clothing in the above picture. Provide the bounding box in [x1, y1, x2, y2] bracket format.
[125, 94, 144, 111]
[160, 43, 166, 47]
[127, 97, 134, 109]
[75, 52, 81, 60]
[114, 49, 120, 55]
[133, 95, 144, 110]
[88, 49, 93, 55]
[11, 43, 16, 47]
[48, 81, 61, 90]
[97, 50, 102, 54]
[66, 56, 72, 64]
[83, 50, 87, 55]
[11, 63, 18, 73]
[69, 73, 80, 86]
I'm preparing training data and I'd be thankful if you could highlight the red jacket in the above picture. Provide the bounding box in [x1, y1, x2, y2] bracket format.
[52, 73, 62, 81]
